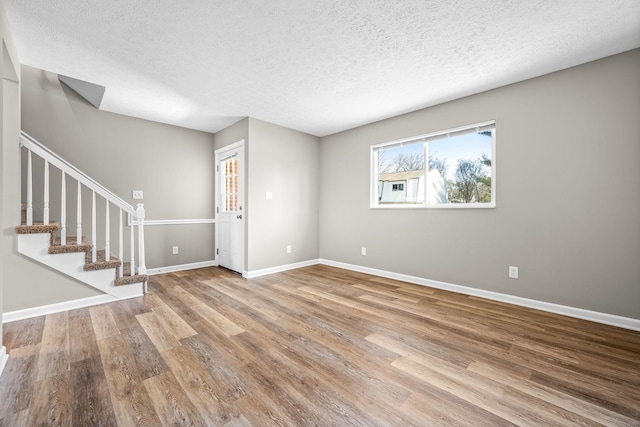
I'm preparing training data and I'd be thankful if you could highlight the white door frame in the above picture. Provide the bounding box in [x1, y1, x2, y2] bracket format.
[214, 139, 246, 275]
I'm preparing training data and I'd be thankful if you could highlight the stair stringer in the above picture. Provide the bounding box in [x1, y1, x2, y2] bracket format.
[17, 233, 143, 300]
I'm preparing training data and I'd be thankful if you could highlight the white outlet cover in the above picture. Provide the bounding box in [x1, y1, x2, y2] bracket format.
[266, 191, 273, 200]
[509, 266, 519, 279]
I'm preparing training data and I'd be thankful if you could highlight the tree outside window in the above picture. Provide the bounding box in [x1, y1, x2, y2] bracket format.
[372, 122, 495, 208]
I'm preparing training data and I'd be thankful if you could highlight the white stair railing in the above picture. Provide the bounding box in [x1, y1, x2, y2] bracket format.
[20, 131, 147, 278]
[77, 181, 82, 246]
[91, 190, 96, 262]
[43, 160, 50, 225]
[105, 202, 110, 262]
[61, 171, 67, 245]
[118, 209, 124, 277]
[26, 150, 33, 225]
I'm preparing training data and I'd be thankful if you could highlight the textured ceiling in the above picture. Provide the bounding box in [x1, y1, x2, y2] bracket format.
[4, 0, 640, 137]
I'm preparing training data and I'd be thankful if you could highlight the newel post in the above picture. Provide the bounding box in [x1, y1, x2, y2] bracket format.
[136, 204, 147, 275]
[26, 150, 33, 225]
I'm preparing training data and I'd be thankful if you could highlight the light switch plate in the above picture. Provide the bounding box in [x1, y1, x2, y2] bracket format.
[132, 190, 143, 200]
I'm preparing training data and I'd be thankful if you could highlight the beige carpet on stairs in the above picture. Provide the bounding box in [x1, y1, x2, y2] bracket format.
[15, 207, 148, 287]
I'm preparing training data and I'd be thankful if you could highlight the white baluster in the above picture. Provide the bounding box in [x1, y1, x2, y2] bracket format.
[61, 171, 66, 245]
[136, 204, 147, 275]
[43, 160, 50, 225]
[130, 216, 136, 276]
[118, 209, 123, 278]
[76, 182, 82, 245]
[26, 150, 33, 225]
[105, 201, 110, 262]
[91, 191, 96, 262]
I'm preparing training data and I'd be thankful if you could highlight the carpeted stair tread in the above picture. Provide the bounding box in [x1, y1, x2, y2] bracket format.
[115, 274, 148, 286]
[49, 236, 92, 254]
[84, 250, 122, 271]
[114, 261, 148, 286]
[15, 222, 60, 235]
[16, 203, 146, 291]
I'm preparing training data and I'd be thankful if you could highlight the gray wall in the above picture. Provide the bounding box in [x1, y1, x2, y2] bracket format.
[320, 49, 640, 319]
[21, 65, 217, 271]
[2, 65, 217, 312]
[5, 66, 102, 312]
[0, 0, 21, 349]
[247, 118, 319, 271]
[213, 118, 249, 152]
[213, 117, 320, 273]
[5, 44, 638, 322]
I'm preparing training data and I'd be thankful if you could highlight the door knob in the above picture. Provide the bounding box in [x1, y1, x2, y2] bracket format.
[237, 214, 243, 219]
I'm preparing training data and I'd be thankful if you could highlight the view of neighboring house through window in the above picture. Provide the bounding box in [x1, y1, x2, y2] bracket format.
[371, 121, 495, 208]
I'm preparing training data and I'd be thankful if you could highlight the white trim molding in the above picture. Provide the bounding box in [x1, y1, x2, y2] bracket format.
[2, 294, 117, 324]
[2, 261, 219, 323]
[147, 260, 218, 275]
[18, 233, 143, 300]
[244, 259, 320, 279]
[0, 346, 8, 379]
[129, 218, 215, 226]
[4, 258, 638, 332]
[319, 259, 640, 332]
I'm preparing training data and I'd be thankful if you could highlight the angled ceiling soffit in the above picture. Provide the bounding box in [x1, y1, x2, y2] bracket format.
[58, 74, 105, 109]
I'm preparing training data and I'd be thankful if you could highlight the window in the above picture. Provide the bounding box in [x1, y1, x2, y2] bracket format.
[371, 121, 495, 208]
[220, 154, 239, 212]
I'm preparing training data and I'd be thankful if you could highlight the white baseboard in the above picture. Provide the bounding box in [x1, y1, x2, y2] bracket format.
[4, 257, 637, 332]
[2, 294, 117, 324]
[147, 260, 218, 275]
[244, 259, 320, 279]
[319, 259, 640, 332]
[0, 346, 8, 379]
[18, 233, 142, 300]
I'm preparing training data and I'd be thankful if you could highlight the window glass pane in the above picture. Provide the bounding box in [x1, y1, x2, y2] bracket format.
[372, 123, 495, 208]
[428, 130, 492, 205]
[377, 143, 424, 204]
[221, 154, 239, 212]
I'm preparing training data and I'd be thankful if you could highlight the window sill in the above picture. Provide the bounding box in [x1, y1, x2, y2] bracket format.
[371, 203, 496, 209]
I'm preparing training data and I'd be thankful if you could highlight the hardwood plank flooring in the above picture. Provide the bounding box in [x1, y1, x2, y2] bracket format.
[1, 265, 639, 426]
[71, 356, 118, 427]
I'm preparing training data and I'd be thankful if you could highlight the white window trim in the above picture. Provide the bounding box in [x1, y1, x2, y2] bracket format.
[371, 120, 496, 209]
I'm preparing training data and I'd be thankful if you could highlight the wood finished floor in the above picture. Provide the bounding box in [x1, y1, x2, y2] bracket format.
[1, 265, 639, 426]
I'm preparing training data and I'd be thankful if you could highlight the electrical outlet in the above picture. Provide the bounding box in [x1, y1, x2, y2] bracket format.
[286, 245, 292, 253]
[132, 190, 143, 200]
[172, 246, 179, 255]
[509, 266, 519, 279]
[361, 247, 367, 256]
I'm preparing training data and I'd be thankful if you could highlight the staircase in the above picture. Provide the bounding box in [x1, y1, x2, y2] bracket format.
[15, 132, 148, 300]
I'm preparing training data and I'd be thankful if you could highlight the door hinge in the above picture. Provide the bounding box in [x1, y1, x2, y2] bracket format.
[216, 165, 219, 172]
[216, 248, 219, 255]
[216, 207, 219, 214]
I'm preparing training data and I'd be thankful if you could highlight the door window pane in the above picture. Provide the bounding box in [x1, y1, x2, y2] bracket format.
[221, 154, 239, 212]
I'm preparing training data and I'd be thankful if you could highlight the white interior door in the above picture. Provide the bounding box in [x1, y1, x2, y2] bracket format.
[215, 141, 244, 274]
